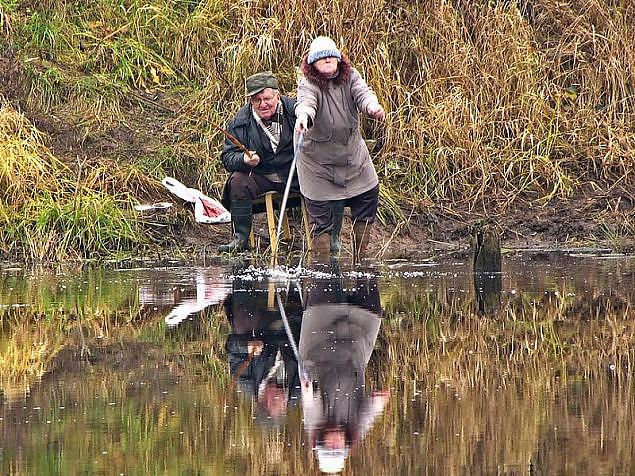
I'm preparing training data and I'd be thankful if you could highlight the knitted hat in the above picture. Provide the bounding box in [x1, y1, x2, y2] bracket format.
[315, 446, 349, 474]
[245, 71, 279, 97]
[307, 36, 342, 65]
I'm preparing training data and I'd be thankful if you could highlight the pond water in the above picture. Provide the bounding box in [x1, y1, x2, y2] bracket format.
[1, 251, 634, 475]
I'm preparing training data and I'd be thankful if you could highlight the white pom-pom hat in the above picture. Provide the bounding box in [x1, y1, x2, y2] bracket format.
[307, 36, 342, 65]
[315, 446, 349, 474]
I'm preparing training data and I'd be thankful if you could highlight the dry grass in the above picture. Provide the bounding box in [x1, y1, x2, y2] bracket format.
[0, 100, 147, 260]
[170, 0, 634, 209]
[0, 100, 65, 201]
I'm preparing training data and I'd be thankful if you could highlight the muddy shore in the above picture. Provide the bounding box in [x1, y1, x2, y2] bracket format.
[135, 188, 635, 262]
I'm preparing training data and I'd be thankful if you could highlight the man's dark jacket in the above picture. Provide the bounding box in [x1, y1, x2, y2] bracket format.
[221, 95, 297, 176]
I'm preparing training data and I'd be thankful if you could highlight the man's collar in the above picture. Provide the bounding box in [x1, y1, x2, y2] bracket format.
[252, 101, 283, 126]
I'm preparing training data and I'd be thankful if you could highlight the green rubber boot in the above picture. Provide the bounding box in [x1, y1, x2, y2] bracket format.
[218, 199, 252, 253]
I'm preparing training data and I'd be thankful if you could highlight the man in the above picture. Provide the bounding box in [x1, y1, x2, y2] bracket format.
[218, 72, 299, 253]
[223, 267, 303, 425]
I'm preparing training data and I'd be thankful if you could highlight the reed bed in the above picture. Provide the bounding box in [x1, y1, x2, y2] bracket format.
[1, 0, 634, 259]
[0, 100, 151, 260]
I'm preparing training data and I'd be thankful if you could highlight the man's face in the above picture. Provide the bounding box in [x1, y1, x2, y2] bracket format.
[249, 88, 280, 121]
[261, 382, 287, 417]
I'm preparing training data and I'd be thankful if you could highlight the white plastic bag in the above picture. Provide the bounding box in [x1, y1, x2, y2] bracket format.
[164, 269, 231, 328]
[162, 176, 231, 224]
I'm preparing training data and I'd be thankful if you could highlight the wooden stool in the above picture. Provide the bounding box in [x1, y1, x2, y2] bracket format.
[249, 191, 313, 254]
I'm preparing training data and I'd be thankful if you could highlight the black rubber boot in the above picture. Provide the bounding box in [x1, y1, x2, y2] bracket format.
[330, 200, 345, 253]
[218, 199, 252, 253]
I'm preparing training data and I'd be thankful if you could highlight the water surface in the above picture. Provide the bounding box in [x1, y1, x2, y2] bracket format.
[1, 252, 634, 475]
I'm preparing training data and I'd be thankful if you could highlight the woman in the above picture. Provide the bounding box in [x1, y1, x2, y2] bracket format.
[295, 36, 386, 261]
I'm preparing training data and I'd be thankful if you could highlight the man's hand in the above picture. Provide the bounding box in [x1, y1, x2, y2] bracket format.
[243, 151, 260, 167]
[295, 113, 309, 133]
[247, 340, 264, 356]
[368, 103, 386, 121]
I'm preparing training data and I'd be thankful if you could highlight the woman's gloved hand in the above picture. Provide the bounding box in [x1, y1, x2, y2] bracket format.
[295, 113, 309, 132]
[367, 103, 386, 121]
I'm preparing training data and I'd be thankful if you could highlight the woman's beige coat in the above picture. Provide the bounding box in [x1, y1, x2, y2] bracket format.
[295, 67, 380, 201]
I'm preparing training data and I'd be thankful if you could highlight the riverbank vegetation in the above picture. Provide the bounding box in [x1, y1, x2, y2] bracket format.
[1, 0, 634, 261]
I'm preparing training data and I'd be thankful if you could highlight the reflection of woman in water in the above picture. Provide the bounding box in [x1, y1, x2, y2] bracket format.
[299, 277, 389, 474]
[224, 279, 303, 423]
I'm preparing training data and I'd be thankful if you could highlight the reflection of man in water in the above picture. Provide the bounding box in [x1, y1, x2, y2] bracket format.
[299, 276, 389, 474]
[224, 280, 303, 423]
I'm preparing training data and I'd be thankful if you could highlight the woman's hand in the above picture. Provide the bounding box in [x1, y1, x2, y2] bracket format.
[295, 113, 309, 132]
[368, 103, 385, 121]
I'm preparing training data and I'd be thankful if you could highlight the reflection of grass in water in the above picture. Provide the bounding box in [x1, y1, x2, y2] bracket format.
[0, 315, 67, 402]
[8, 374, 312, 474]
[1, 278, 634, 474]
[0, 307, 137, 402]
[0, 265, 242, 401]
[1, 302, 317, 475]
[373, 284, 635, 474]
[382, 284, 634, 383]
[0, 269, 144, 400]
[0, 267, 139, 316]
[0, 281, 233, 399]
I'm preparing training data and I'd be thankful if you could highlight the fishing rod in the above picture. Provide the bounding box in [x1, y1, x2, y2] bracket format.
[272, 130, 304, 267]
[275, 291, 308, 382]
[129, 91, 254, 159]
[212, 123, 254, 159]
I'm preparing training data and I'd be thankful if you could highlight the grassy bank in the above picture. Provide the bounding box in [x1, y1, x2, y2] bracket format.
[1, 0, 634, 260]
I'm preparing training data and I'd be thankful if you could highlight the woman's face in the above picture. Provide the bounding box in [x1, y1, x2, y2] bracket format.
[313, 57, 339, 77]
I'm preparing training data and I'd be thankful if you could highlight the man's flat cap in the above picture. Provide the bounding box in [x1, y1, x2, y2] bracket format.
[245, 71, 279, 97]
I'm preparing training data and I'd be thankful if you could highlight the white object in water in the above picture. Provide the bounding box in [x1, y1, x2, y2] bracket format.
[161, 176, 231, 224]
[164, 272, 231, 328]
[134, 202, 173, 212]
